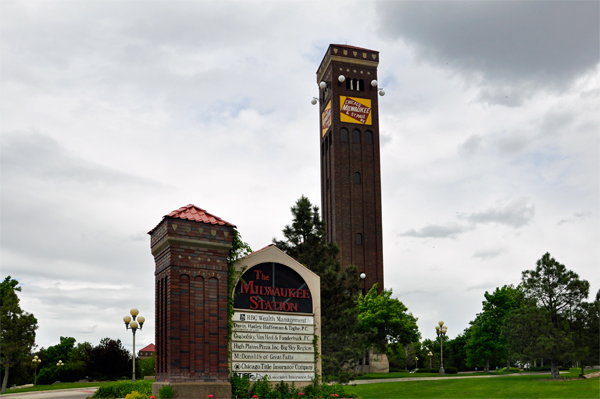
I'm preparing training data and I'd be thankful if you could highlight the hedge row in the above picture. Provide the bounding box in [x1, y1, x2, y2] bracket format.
[92, 380, 153, 398]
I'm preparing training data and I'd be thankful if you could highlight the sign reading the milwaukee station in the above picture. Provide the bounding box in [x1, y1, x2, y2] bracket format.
[232, 246, 321, 383]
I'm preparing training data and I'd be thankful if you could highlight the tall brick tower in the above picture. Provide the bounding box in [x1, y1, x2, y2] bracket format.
[149, 205, 234, 398]
[317, 44, 384, 293]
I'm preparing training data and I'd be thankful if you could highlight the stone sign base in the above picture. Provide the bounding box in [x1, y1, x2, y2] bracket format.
[152, 382, 231, 399]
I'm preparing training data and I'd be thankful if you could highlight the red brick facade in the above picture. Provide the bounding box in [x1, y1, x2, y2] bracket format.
[149, 213, 234, 383]
[317, 45, 384, 292]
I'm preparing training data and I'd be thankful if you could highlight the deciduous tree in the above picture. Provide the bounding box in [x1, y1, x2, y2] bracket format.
[0, 276, 38, 393]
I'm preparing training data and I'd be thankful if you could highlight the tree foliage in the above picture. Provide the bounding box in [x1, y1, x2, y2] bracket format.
[1, 276, 38, 393]
[273, 196, 367, 379]
[503, 253, 590, 378]
[465, 285, 521, 371]
[357, 284, 420, 352]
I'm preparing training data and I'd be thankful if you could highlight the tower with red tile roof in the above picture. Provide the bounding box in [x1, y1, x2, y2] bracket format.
[149, 204, 234, 397]
[316, 44, 384, 293]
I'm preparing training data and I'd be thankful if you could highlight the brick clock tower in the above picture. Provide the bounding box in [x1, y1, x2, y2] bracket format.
[317, 44, 384, 293]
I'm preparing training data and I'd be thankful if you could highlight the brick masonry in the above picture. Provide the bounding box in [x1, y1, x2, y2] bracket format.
[150, 216, 234, 385]
[318, 44, 384, 292]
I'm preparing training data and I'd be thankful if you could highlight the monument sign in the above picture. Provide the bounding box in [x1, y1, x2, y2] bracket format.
[232, 245, 321, 383]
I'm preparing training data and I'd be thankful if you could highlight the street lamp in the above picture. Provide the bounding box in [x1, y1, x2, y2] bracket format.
[56, 360, 64, 367]
[435, 321, 448, 375]
[360, 273, 366, 295]
[32, 356, 41, 385]
[428, 351, 433, 369]
[123, 308, 145, 382]
[415, 357, 419, 370]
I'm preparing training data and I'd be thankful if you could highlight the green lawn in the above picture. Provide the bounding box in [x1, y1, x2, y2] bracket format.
[1, 380, 154, 395]
[349, 371, 600, 398]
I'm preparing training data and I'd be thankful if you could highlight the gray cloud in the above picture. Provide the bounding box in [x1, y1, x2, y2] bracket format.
[462, 198, 535, 228]
[399, 222, 472, 239]
[458, 134, 483, 155]
[375, 1, 599, 103]
[473, 247, 507, 260]
[557, 211, 593, 225]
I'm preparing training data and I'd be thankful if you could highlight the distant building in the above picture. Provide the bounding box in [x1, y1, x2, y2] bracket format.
[139, 343, 155, 359]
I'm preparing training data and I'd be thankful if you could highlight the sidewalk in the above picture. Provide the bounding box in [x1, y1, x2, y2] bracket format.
[1, 387, 99, 397]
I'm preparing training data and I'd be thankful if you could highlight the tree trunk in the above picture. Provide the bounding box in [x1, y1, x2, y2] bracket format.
[485, 357, 490, 372]
[1, 363, 9, 394]
[533, 359, 537, 367]
[550, 359, 560, 379]
[506, 359, 510, 371]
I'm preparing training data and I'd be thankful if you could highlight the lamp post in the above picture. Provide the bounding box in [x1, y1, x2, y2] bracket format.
[32, 356, 41, 385]
[435, 321, 448, 375]
[123, 308, 145, 382]
[428, 351, 433, 370]
[57, 360, 64, 367]
[415, 357, 419, 370]
[360, 273, 366, 295]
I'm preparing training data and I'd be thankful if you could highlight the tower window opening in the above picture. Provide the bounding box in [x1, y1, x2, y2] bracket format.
[341, 128, 349, 142]
[346, 79, 352, 90]
[358, 79, 364, 91]
[354, 172, 361, 184]
[356, 233, 363, 245]
[329, 133, 332, 146]
[365, 131, 373, 144]
[353, 129, 361, 143]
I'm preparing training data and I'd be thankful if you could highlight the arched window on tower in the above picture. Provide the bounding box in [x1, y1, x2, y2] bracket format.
[365, 131, 373, 144]
[356, 233, 363, 245]
[358, 79, 364, 91]
[353, 129, 361, 143]
[354, 172, 361, 184]
[341, 128, 349, 142]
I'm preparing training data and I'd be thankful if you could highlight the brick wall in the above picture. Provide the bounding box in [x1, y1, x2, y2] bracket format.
[150, 217, 234, 383]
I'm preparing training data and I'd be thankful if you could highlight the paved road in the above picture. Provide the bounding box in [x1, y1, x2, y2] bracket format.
[1, 388, 98, 399]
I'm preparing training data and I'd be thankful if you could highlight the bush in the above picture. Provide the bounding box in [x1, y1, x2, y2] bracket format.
[231, 373, 251, 399]
[125, 391, 150, 399]
[92, 380, 153, 398]
[528, 366, 569, 372]
[445, 367, 458, 374]
[159, 385, 174, 399]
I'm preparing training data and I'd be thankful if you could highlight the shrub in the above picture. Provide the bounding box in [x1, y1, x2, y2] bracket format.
[415, 369, 434, 373]
[445, 367, 458, 374]
[125, 391, 150, 399]
[92, 380, 153, 398]
[231, 373, 251, 399]
[159, 385, 174, 399]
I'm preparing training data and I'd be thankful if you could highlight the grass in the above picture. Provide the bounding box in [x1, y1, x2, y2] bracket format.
[1, 380, 154, 395]
[350, 369, 600, 398]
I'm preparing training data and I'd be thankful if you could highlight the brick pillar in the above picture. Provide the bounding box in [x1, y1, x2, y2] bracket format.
[149, 206, 234, 398]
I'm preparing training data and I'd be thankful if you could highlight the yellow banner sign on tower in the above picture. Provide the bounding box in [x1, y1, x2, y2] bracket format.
[339, 96, 372, 125]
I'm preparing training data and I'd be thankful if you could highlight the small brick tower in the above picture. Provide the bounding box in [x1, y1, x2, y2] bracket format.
[149, 205, 234, 398]
[317, 44, 384, 293]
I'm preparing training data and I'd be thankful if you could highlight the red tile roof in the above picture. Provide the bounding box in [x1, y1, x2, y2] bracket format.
[140, 343, 155, 352]
[166, 204, 234, 226]
[148, 204, 235, 234]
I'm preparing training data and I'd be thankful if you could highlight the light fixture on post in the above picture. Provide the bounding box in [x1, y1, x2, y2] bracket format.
[123, 308, 145, 382]
[338, 75, 346, 83]
[428, 351, 433, 369]
[319, 81, 328, 90]
[378, 88, 385, 96]
[371, 79, 378, 87]
[435, 321, 448, 375]
[32, 356, 41, 385]
[311, 97, 318, 105]
[415, 356, 419, 370]
[56, 360, 64, 367]
[360, 272, 366, 295]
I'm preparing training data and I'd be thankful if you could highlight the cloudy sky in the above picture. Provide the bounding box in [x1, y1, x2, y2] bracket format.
[2, 1, 598, 354]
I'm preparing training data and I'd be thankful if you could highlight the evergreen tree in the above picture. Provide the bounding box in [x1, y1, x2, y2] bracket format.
[273, 196, 366, 380]
[0, 276, 38, 393]
[503, 253, 590, 379]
